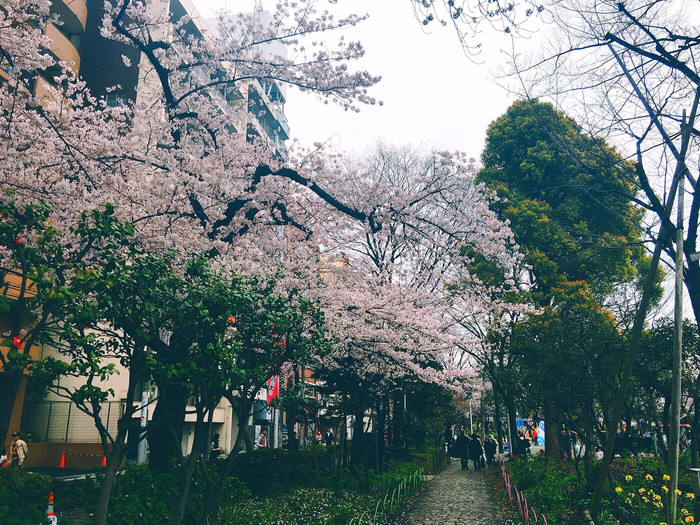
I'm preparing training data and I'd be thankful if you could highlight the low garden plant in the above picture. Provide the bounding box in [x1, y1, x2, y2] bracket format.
[55, 446, 425, 524]
[504, 452, 699, 525]
[0, 468, 52, 525]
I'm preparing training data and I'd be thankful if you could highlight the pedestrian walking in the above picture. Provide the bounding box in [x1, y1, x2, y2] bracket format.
[455, 431, 470, 470]
[484, 436, 497, 467]
[444, 425, 453, 455]
[325, 429, 334, 447]
[469, 433, 484, 471]
[9, 432, 27, 467]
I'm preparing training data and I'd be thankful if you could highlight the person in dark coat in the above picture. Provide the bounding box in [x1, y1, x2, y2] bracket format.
[484, 436, 498, 467]
[444, 425, 453, 455]
[469, 433, 484, 471]
[209, 433, 222, 460]
[455, 431, 470, 470]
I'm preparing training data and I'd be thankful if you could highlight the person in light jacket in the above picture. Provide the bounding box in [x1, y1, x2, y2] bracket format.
[9, 432, 28, 467]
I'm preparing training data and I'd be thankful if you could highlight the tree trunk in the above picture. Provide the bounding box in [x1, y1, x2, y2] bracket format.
[375, 398, 387, 473]
[591, 232, 665, 519]
[493, 390, 505, 453]
[92, 449, 124, 525]
[92, 348, 145, 525]
[350, 405, 365, 465]
[0, 371, 22, 443]
[543, 398, 561, 460]
[208, 430, 246, 525]
[148, 382, 189, 471]
[170, 429, 201, 525]
[504, 396, 518, 457]
[341, 407, 348, 466]
[392, 391, 404, 449]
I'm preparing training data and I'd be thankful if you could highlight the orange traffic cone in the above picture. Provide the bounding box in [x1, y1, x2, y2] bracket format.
[101, 455, 106, 467]
[59, 451, 65, 468]
[47, 491, 57, 524]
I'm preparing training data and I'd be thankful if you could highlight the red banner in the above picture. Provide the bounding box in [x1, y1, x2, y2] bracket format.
[267, 375, 279, 403]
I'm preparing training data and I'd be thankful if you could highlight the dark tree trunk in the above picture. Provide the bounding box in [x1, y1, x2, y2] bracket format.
[504, 396, 518, 457]
[341, 406, 348, 466]
[148, 383, 189, 471]
[543, 398, 561, 460]
[170, 423, 202, 525]
[208, 431, 245, 525]
[0, 296, 31, 443]
[392, 391, 405, 449]
[92, 448, 125, 525]
[350, 405, 365, 465]
[375, 398, 387, 473]
[92, 347, 145, 525]
[0, 372, 23, 443]
[493, 390, 505, 453]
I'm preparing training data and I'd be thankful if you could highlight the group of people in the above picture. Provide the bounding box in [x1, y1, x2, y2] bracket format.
[257, 427, 335, 450]
[1, 432, 28, 468]
[451, 431, 498, 471]
[313, 428, 334, 447]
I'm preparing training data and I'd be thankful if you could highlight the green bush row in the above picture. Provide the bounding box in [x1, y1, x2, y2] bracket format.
[53, 447, 425, 524]
[0, 468, 52, 525]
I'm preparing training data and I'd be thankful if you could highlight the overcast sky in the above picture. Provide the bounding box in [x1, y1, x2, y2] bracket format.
[193, 0, 519, 159]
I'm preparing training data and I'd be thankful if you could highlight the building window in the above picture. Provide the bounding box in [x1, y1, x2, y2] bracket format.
[105, 92, 129, 107]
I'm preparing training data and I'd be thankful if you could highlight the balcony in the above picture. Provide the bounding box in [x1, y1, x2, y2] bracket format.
[51, 0, 87, 34]
[45, 23, 81, 75]
[1, 269, 37, 301]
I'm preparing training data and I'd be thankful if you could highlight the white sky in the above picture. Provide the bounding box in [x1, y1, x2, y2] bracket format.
[193, 0, 519, 159]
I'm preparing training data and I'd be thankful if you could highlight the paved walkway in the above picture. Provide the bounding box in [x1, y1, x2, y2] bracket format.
[389, 459, 512, 525]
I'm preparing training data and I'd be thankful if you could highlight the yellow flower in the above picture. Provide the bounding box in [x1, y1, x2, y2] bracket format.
[685, 516, 694, 523]
[676, 489, 684, 496]
[663, 486, 669, 493]
[646, 474, 654, 481]
[682, 509, 690, 516]
[642, 496, 649, 503]
[661, 522, 669, 525]
[615, 486, 623, 494]
[688, 493, 696, 499]
[625, 474, 633, 482]
[663, 474, 671, 481]
[639, 488, 646, 494]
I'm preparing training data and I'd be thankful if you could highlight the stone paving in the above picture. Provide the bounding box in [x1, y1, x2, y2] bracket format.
[389, 459, 512, 525]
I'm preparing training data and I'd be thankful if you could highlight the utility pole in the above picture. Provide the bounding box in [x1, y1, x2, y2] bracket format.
[469, 399, 473, 434]
[669, 112, 687, 524]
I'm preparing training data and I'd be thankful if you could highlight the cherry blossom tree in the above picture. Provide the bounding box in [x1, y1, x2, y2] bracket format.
[0, 0, 381, 446]
[301, 143, 519, 465]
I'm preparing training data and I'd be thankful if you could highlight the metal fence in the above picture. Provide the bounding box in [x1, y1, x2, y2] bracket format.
[22, 400, 125, 443]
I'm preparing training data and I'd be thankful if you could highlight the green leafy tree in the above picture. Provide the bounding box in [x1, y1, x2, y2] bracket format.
[633, 320, 700, 462]
[512, 281, 624, 474]
[0, 198, 68, 443]
[477, 100, 649, 458]
[478, 100, 644, 301]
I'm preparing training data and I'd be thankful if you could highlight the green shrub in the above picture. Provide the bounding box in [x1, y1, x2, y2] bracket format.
[0, 468, 52, 525]
[56, 461, 250, 524]
[506, 454, 583, 520]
